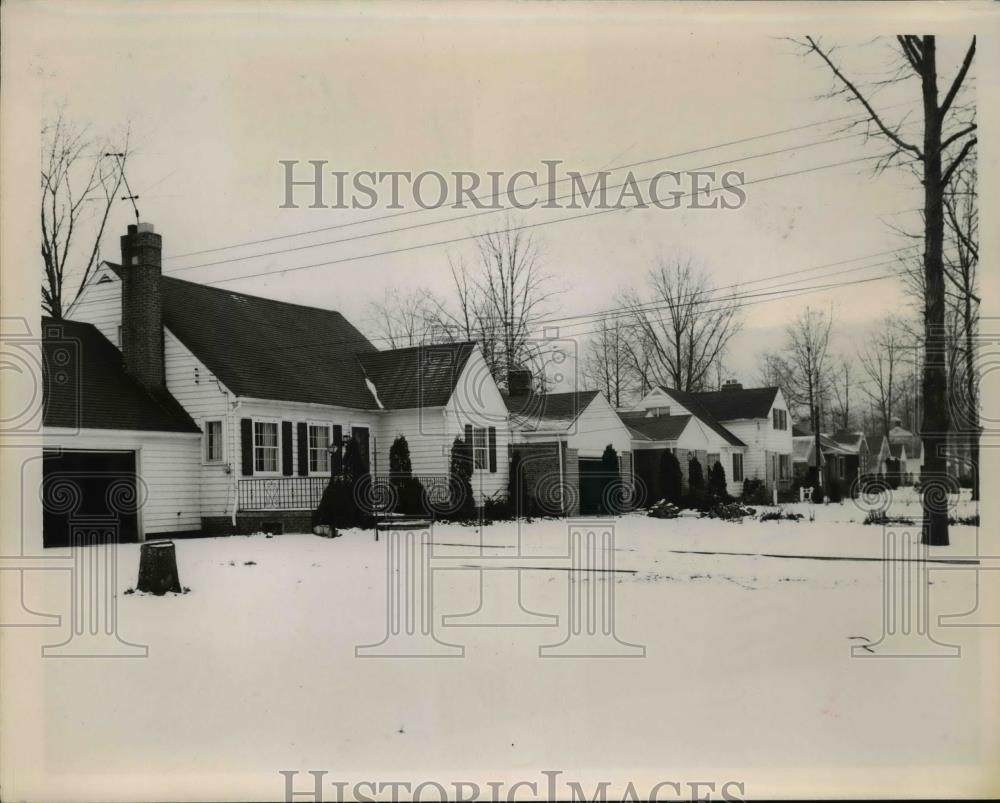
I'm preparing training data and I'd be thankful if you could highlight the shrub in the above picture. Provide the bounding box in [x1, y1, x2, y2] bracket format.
[704, 500, 756, 521]
[759, 509, 804, 522]
[688, 456, 705, 493]
[600, 444, 620, 514]
[659, 450, 683, 506]
[708, 460, 728, 500]
[397, 475, 428, 516]
[389, 434, 413, 476]
[313, 437, 371, 529]
[863, 510, 915, 526]
[827, 477, 843, 503]
[648, 499, 680, 519]
[508, 451, 529, 518]
[446, 435, 476, 519]
[741, 478, 770, 506]
[958, 472, 974, 489]
[482, 492, 515, 522]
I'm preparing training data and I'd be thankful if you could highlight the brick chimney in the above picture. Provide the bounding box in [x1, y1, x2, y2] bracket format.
[722, 379, 743, 391]
[120, 222, 165, 392]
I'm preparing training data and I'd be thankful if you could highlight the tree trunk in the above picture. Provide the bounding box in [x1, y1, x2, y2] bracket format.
[919, 37, 950, 546]
[964, 293, 979, 501]
[136, 540, 183, 595]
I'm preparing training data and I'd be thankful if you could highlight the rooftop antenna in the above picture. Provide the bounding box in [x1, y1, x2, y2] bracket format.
[104, 152, 140, 223]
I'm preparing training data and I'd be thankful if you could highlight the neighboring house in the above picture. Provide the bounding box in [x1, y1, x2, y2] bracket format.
[791, 430, 869, 488]
[621, 409, 746, 500]
[504, 383, 634, 515]
[631, 381, 792, 493]
[46, 221, 510, 544]
[887, 418, 923, 482]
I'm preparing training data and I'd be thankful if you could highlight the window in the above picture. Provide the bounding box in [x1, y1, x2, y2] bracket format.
[473, 427, 487, 470]
[650, 405, 671, 417]
[772, 409, 787, 430]
[707, 453, 720, 469]
[253, 421, 279, 473]
[732, 453, 744, 482]
[309, 424, 331, 473]
[204, 420, 224, 463]
[779, 454, 790, 479]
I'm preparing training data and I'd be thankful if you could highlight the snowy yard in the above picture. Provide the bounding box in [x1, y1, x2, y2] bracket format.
[14, 492, 996, 800]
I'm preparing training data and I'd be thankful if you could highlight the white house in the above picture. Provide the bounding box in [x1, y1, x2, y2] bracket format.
[43, 221, 511, 545]
[504, 385, 634, 515]
[620, 410, 746, 499]
[632, 381, 793, 494]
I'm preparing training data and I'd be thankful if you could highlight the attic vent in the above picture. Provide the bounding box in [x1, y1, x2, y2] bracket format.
[97, 274, 113, 284]
[230, 295, 248, 303]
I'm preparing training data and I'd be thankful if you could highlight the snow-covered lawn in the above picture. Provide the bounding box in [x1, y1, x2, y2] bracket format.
[13, 499, 996, 800]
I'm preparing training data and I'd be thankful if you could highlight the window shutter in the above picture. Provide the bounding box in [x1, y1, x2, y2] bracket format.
[332, 425, 343, 475]
[488, 426, 497, 473]
[282, 421, 294, 476]
[464, 424, 472, 444]
[297, 422, 309, 476]
[240, 418, 254, 476]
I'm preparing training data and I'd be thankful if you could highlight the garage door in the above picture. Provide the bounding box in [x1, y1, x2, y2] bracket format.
[42, 450, 139, 548]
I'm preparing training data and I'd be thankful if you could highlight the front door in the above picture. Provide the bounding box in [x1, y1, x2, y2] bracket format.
[352, 426, 370, 473]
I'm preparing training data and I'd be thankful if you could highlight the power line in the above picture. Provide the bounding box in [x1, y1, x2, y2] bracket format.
[162, 101, 920, 261]
[165, 125, 914, 276]
[200, 150, 897, 288]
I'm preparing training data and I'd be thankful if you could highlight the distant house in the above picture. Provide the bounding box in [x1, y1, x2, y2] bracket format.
[791, 430, 870, 489]
[621, 408, 746, 500]
[631, 381, 792, 493]
[43, 221, 511, 545]
[887, 418, 923, 482]
[504, 381, 634, 515]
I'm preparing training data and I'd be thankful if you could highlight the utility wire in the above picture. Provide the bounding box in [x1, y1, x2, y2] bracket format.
[200, 150, 899, 287]
[161, 101, 920, 261]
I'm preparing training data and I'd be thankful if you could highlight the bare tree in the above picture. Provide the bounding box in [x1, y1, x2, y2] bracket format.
[582, 316, 635, 408]
[366, 287, 439, 349]
[428, 223, 559, 388]
[783, 307, 834, 483]
[621, 256, 742, 392]
[758, 352, 802, 419]
[828, 357, 856, 432]
[41, 110, 130, 318]
[799, 35, 977, 545]
[858, 317, 908, 437]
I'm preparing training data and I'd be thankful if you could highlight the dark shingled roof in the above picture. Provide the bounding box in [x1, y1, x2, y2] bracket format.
[654, 387, 746, 447]
[673, 385, 781, 422]
[42, 317, 199, 433]
[159, 275, 379, 408]
[504, 390, 599, 429]
[619, 412, 692, 442]
[357, 342, 476, 409]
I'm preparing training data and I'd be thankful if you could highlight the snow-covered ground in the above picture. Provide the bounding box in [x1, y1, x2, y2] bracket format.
[7, 494, 998, 800]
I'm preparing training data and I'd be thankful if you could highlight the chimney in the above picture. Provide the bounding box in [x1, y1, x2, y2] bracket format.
[507, 367, 533, 396]
[120, 222, 165, 393]
[722, 379, 743, 391]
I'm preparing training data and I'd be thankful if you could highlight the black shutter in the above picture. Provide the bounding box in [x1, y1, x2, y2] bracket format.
[488, 426, 497, 473]
[282, 421, 293, 476]
[240, 418, 254, 476]
[297, 422, 309, 476]
[332, 425, 343, 475]
[464, 424, 473, 444]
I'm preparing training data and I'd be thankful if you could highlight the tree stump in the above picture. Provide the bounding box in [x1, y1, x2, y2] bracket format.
[136, 540, 182, 595]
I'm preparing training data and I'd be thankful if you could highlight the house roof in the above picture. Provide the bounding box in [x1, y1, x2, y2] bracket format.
[888, 426, 922, 458]
[357, 342, 476, 409]
[792, 437, 815, 462]
[673, 385, 781, 421]
[156, 275, 381, 408]
[619, 412, 692, 442]
[888, 442, 907, 460]
[504, 390, 599, 431]
[830, 430, 868, 454]
[654, 387, 746, 447]
[42, 317, 199, 434]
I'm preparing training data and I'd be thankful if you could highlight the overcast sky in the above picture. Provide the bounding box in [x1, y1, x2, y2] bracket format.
[9, 1, 988, 387]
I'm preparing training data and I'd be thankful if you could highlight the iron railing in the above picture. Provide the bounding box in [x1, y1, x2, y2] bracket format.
[238, 477, 329, 511]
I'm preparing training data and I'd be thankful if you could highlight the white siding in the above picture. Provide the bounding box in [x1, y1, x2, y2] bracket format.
[164, 331, 234, 518]
[43, 428, 202, 537]
[66, 265, 122, 344]
[568, 394, 633, 458]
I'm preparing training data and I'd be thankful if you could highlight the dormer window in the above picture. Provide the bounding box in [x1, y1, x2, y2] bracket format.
[648, 405, 671, 417]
